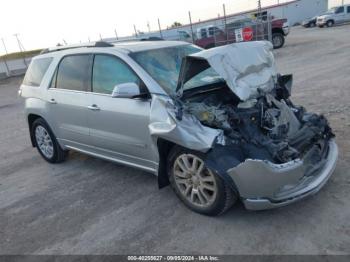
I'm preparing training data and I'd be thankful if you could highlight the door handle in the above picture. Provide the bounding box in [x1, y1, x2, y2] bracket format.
[48, 99, 57, 104]
[87, 104, 100, 111]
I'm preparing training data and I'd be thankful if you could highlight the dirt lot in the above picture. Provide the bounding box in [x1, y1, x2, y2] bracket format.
[1, 25, 350, 255]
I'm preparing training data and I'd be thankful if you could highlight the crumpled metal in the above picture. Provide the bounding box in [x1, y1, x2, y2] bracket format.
[265, 94, 300, 137]
[188, 41, 277, 101]
[184, 102, 231, 131]
[149, 95, 225, 152]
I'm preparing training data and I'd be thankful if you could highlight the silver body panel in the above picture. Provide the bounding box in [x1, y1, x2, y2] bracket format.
[20, 43, 174, 174]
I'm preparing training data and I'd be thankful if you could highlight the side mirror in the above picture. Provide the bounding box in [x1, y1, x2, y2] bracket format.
[111, 82, 141, 98]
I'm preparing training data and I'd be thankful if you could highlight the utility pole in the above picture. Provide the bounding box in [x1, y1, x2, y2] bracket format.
[158, 18, 163, 38]
[134, 25, 138, 37]
[14, 34, 27, 67]
[1, 38, 8, 54]
[188, 11, 195, 43]
[147, 22, 151, 33]
[223, 4, 228, 44]
[1, 38, 10, 76]
[257, 0, 262, 21]
[114, 29, 119, 40]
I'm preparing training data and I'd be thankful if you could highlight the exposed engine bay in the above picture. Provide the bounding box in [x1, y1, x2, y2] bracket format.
[181, 76, 334, 165]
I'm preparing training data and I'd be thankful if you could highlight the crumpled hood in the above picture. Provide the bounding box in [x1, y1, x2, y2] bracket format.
[177, 41, 278, 101]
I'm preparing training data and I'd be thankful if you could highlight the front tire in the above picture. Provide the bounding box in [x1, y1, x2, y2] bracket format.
[326, 20, 334, 27]
[32, 118, 67, 163]
[272, 32, 285, 49]
[167, 146, 237, 216]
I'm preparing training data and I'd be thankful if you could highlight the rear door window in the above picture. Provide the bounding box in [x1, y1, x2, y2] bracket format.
[55, 54, 92, 91]
[92, 54, 141, 95]
[23, 57, 53, 86]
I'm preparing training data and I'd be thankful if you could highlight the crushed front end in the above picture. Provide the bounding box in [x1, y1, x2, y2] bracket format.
[150, 41, 338, 210]
[180, 77, 337, 210]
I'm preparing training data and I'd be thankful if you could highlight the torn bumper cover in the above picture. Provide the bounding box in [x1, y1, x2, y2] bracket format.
[228, 140, 338, 210]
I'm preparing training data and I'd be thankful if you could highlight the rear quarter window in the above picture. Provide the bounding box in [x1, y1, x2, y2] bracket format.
[23, 57, 53, 87]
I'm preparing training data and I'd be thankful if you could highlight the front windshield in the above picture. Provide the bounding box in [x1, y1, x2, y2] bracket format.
[131, 45, 223, 94]
[325, 7, 336, 14]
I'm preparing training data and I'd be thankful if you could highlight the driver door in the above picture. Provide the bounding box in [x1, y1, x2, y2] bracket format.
[87, 54, 157, 170]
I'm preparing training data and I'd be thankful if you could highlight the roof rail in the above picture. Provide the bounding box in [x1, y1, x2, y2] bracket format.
[40, 41, 114, 54]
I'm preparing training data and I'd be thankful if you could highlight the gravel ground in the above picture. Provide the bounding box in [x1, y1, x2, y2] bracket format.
[0, 25, 350, 255]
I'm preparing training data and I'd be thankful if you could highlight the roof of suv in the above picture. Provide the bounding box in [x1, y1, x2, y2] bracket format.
[40, 40, 191, 57]
[112, 40, 190, 52]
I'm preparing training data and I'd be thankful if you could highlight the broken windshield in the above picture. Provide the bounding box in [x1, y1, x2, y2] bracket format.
[131, 45, 222, 94]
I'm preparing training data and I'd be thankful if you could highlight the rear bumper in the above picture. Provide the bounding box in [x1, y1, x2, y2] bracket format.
[228, 140, 338, 211]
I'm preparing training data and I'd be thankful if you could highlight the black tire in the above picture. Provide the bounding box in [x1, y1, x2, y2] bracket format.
[272, 32, 285, 49]
[310, 22, 316, 28]
[326, 20, 334, 27]
[167, 146, 237, 216]
[31, 118, 67, 163]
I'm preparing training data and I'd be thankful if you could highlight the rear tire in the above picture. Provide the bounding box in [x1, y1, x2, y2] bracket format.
[167, 146, 237, 216]
[310, 22, 316, 28]
[272, 33, 285, 49]
[32, 118, 67, 163]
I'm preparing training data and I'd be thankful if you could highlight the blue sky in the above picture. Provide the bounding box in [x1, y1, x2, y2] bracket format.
[0, 0, 347, 54]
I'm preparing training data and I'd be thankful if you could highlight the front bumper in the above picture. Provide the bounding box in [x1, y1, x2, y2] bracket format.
[282, 26, 290, 35]
[317, 20, 326, 26]
[282, 22, 290, 35]
[227, 140, 338, 210]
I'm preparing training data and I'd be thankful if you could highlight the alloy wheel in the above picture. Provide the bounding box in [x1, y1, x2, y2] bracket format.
[35, 125, 54, 159]
[173, 154, 217, 208]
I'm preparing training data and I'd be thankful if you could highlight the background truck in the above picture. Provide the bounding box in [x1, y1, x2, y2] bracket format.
[194, 18, 289, 49]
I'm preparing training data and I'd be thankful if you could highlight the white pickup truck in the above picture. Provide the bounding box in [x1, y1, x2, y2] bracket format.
[317, 5, 350, 27]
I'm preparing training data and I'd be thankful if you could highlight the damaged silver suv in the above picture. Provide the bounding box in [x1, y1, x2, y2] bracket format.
[20, 41, 338, 216]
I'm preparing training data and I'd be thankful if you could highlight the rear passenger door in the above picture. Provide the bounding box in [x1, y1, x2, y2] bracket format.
[47, 54, 93, 150]
[87, 54, 156, 169]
